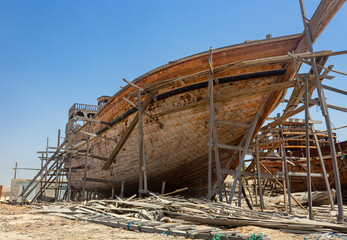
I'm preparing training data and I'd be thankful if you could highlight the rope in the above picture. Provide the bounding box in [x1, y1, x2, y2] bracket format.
[127, 221, 134, 230]
[212, 233, 225, 240]
[249, 233, 263, 240]
[138, 223, 145, 232]
[162, 230, 171, 236]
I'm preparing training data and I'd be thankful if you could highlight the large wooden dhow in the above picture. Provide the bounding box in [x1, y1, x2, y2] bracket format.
[65, 0, 345, 197]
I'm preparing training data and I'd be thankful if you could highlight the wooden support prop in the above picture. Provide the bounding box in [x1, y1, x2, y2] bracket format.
[111, 187, 115, 200]
[255, 138, 264, 211]
[123, 78, 157, 101]
[302, 58, 347, 76]
[228, 110, 260, 204]
[321, 84, 347, 96]
[309, 99, 347, 113]
[102, 95, 152, 170]
[308, 111, 335, 210]
[82, 123, 91, 201]
[80, 130, 117, 142]
[299, 0, 344, 222]
[208, 47, 223, 201]
[280, 129, 292, 214]
[138, 88, 148, 196]
[161, 181, 166, 194]
[75, 116, 112, 126]
[120, 181, 124, 198]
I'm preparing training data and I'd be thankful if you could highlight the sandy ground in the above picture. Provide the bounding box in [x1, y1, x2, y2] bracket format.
[0, 204, 186, 240]
[1, 203, 346, 240]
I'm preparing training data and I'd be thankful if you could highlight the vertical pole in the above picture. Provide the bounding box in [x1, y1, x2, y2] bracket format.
[280, 144, 288, 213]
[207, 48, 213, 200]
[255, 138, 264, 211]
[280, 130, 292, 214]
[111, 187, 115, 200]
[82, 123, 91, 200]
[120, 180, 124, 198]
[308, 112, 335, 210]
[299, 0, 343, 222]
[304, 74, 313, 219]
[40, 153, 44, 190]
[208, 48, 223, 201]
[137, 89, 147, 196]
[14, 162, 18, 179]
[55, 129, 61, 200]
[161, 181, 166, 194]
[238, 175, 242, 207]
[44, 137, 49, 200]
[67, 155, 72, 201]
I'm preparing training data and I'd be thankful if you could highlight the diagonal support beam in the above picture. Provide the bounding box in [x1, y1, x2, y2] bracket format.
[228, 110, 261, 204]
[102, 95, 152, 170]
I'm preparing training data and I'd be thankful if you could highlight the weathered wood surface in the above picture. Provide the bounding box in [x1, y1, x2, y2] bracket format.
[66, 35, 302, 196]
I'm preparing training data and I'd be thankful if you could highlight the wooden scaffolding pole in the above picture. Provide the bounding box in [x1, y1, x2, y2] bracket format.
[280, 129, 292, 214]
[82, 123, 91, 200]
[299, 0, 344, 222]
[304, 74, 313, 219]
[138, 88, 148, 196]
[255, 137, 264, 211]
[207, 47, 223, 201]
[307, 111, 335, 210]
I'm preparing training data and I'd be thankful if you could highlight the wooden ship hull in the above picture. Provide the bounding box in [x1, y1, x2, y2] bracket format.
[65, 1, 345, 197]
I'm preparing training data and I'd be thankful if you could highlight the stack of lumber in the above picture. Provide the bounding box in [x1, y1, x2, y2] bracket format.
[29, 194, 347, 239]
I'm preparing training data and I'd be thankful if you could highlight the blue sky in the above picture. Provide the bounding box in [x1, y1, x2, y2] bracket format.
[0, 1, 346, 185]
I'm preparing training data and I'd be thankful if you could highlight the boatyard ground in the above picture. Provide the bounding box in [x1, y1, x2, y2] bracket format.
[1, 203, 347, 240]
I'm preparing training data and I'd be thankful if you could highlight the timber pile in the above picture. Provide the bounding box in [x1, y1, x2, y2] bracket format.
[28, 194, 347, 239]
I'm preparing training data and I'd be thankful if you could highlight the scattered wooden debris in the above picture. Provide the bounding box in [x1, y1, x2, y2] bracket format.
[29, 195, 347, 240]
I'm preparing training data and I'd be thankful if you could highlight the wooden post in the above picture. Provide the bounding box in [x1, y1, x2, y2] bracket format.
[111, 187, 115, 200]
[137, 89, 148, 196]
[299, 0, 343, 222]
[55, 129, 61, 200]
[281, 144, 288, 213]
[207, 48, 213, 200]
[304, 74, 313, 219]
[255, 138, 264, 211]
[280, 130, 292, 214]
[308, 112, 335, 210]
[67, 155, 72, 201]
[82, 123, 91, 200]
[120, 181, 124, 198]
[44, 137, 49, 200]
[208, 48, 223, 201]
[161, 181, 166, 194]
[14, 162, 18, 179]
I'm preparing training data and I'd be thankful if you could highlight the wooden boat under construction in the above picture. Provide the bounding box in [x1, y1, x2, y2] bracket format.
[65, 0, 345, 197]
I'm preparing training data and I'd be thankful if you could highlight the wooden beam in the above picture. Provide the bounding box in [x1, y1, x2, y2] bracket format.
[102, 95, 152, 170]
[75, 116, 111, 126]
